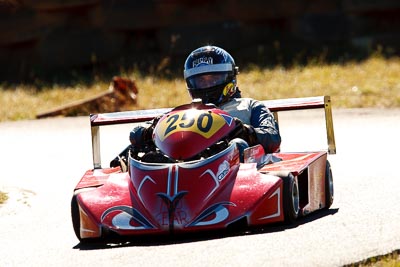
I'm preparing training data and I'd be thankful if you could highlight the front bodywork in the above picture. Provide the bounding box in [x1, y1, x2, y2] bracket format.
[74, 147, 329, 239]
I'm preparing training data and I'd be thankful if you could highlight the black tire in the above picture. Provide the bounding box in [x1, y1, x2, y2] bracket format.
[282, 173, 300, 224]
[71, 194, 82, 241]
[71, 193, 105, 244]
[325, 160, 334, 209]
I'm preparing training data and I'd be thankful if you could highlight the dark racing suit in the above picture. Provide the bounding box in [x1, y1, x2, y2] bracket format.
[220, 95, 281, 153]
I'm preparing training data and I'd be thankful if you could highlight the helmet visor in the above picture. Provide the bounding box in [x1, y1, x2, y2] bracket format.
[186, 73, 230, 89]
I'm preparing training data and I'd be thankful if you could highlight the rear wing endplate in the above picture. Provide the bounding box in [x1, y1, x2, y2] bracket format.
[89, 96, 336, 169]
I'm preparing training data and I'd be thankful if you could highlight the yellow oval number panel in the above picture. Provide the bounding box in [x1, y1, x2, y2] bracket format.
[156, 110, 227, 141]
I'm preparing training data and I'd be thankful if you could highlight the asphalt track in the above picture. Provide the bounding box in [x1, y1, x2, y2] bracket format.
[0, 108, 399, 267]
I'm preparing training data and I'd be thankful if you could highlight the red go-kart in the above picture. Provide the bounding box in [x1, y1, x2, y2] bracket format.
[71, 96, 336, 242]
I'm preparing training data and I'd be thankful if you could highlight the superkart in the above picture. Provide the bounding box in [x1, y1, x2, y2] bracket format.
[71, 96, 336, 242]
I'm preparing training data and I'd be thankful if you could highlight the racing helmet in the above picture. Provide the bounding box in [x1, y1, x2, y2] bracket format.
[184, 46, 239, 105]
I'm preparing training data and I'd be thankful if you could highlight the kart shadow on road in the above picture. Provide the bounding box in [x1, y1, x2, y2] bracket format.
[73, 208, 339, 251]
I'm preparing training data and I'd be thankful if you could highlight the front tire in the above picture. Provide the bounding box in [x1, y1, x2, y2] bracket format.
[71, 191, 105, 244]
[71, 194, 81, 241]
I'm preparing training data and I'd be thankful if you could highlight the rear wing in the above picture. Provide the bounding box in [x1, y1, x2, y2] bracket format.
[90, 95, 336, 169]
[262, 95, 336, 155]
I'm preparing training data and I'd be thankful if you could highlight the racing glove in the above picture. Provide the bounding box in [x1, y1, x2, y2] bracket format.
[130, 126, 151, 146]
[230, 117, 258, 146]
[129, 115, 161, 147]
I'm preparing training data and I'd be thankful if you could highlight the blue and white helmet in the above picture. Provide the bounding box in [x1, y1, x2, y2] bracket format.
[184, 46, 239, 105]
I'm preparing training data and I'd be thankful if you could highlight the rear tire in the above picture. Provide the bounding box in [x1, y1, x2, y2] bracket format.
[283, 173, 300, 223]
[325, 160, 334, 209]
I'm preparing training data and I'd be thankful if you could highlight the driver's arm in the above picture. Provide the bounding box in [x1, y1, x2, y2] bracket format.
[249, 100, 281, 153]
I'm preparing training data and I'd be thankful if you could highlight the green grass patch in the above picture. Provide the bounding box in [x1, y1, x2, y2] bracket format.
[1, 55, 399, 122]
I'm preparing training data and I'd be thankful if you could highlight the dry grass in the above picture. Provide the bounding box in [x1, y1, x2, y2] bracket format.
[0, 191, 8, 205]
[242, 56, 400, 108]
[346, 251, 400, 267]
[1, 55, 399, 122]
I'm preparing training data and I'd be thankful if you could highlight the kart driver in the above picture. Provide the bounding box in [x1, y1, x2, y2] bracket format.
[131, 46, 281, 152]
[112, 45, 281, 167]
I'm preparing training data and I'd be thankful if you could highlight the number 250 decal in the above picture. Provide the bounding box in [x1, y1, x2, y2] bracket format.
[156, 110, 226, 140]
[165, 112, 213, 136]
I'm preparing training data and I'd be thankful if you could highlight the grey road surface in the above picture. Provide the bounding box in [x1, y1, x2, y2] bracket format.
[0, 108, 399, 267]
